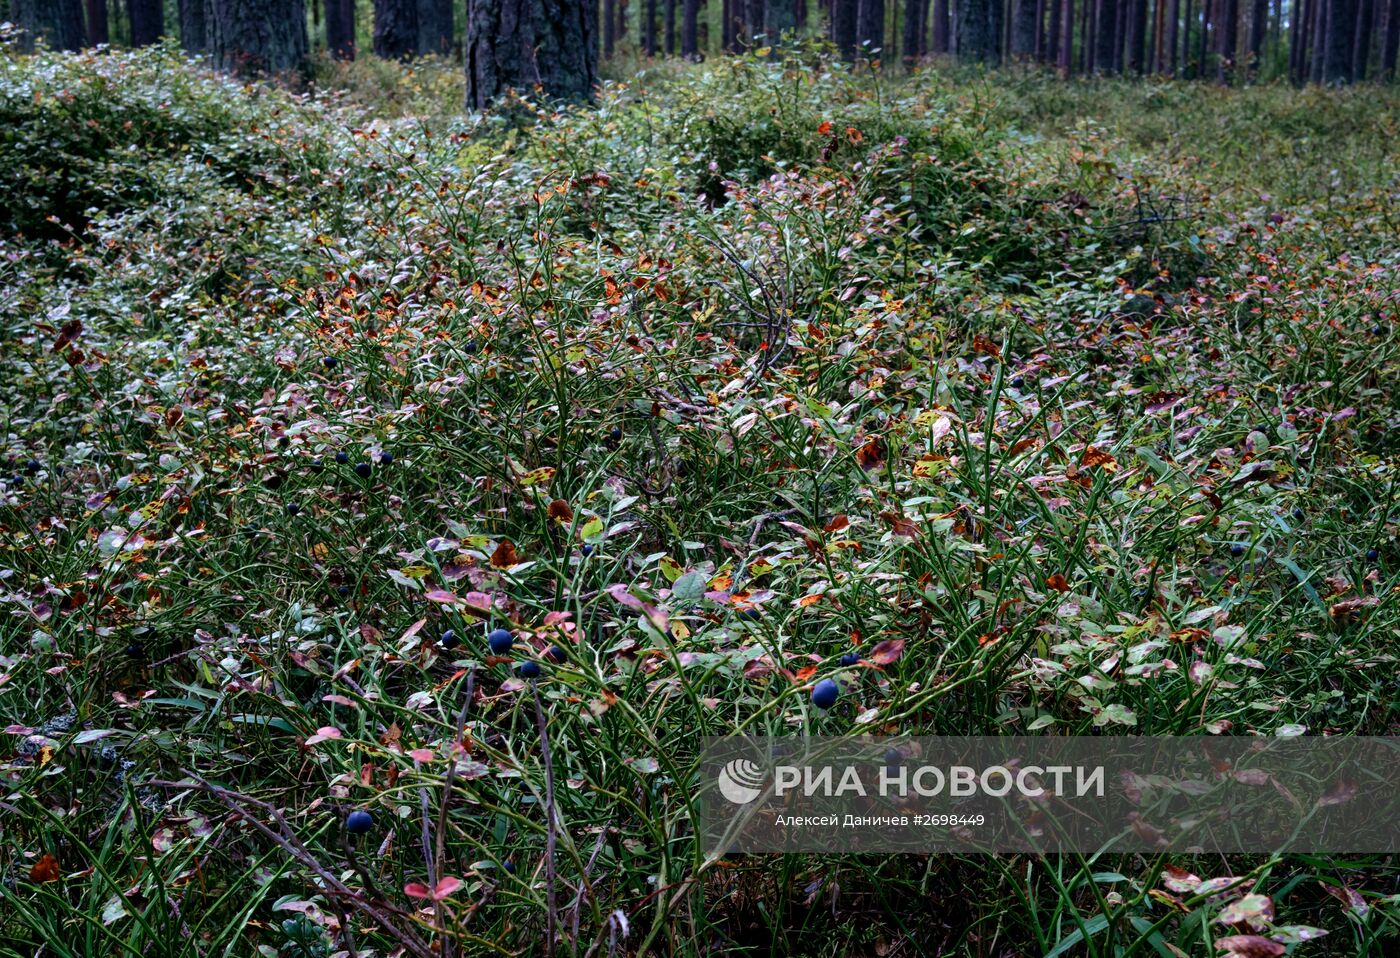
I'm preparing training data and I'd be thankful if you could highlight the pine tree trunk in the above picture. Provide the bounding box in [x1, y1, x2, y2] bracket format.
[1321, 0, 1356, 79]
[832, 0, 858, 56]
[903, 0, 926, 61]
[1383, 0, 1400, 78]
[374, 0, 419, 59]
[644, 0, 657, 54]
[1350, 0, 1370, 78]
[129, 0, 165, 45]
[1011, 0, 1038, 54]
[14, 0, 87, 51]
[1056, 0, 1073, 69]
[1049, 0, 1063, 62]
[1127, 0, 1146, 70]
[933, 0, 951, 50]
[957, 0, 1002, 58]
[179, 0, 207, 52]
[1247, 0, 1266, 73]
[86, 0, 109, 45]
[682, 0, 700, 55]
[326, 0, 355, 58]
[665, 0, 676, 52]
[466, 0, 597, 107]
[605, 0, 617, 55]
[1165, 0, 1179, 71]
[417, 0, 454, 56]
[856, 0, 885, 49]
[206, 0, 309, 75]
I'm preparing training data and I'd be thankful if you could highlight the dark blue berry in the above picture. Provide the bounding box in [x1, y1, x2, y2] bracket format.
[487, 628, 515, 654]
[439, 629, 459, 650]
[883, 746, 901, 766]
[286, 503, 300, 516]
[354, 462, 372, 478]
[1230, 544, 1244, 557]
[502, 860, 516, 874]
[338, 585, 351, 596]
[24, 459, 40, 475]
[839, 652, 861, 667]
[309, 459, 323, 473]
[1366, 548, 1379, 562]
[125, 643, 144, 659]
[335, 451, 349, 465]
[465, 340, 479, 355]
[345, 810, 373, 834]
[609, 427, 622, 441]
[1293, 508, 1304, 521]
[739, 608, 761, 621]
[378, 451, 393, 465]
[322, 356, 338, 368]
[519, 660, 542, 679]
[546, 645, 566, 662]
[811, 679, 839, 710]
[581, 544, 593, 557]
[1011, 377, 1024, 388]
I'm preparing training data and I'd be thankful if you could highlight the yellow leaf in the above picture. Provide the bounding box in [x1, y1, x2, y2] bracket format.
[518, 467, 556, 488]
[658, 555, 683, 582]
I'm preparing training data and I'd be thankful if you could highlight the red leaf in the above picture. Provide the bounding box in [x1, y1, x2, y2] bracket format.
[868, 638, 906, 665]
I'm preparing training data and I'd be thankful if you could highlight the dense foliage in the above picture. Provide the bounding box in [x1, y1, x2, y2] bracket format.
[1, 42, 1398, 957]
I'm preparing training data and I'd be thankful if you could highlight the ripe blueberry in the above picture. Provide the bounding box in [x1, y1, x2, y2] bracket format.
[125, 643, 144, 659]
[335, 451, 349, 465]
[546, 645, 566, 662]
[309, 458, 324, 473]
[581, 544, 593, 557]
[379, 451, 393, 465]
[345, 810, 373, 834]
[487, 628, 515, 654]
[286, 503, 300, 516]
[1230, 544, 1244, 557]
[739, 608, 761, 621]
[439, 629, 459, 650]
[354, 462, 372, 478]
[1011, 376, 1025, 388]
[323, 356, 338, 369]
[1366, 548, 1379, 562]
[811, 678, 839, 710]
[839, 652, 861, 667]
[338, 585, 351, 596]
[502, 860, 516, 874]
[609, 426, 622, 441]
[24, 459, 40, 475]
[465, 340, 479, 355]
[883, 746, 901, 766]
[519, 660, 542, 679]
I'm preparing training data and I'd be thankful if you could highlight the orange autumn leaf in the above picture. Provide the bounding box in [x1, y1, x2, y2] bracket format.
[868, 638, 906, 665]
[1080, 446, 1119, 471]
[794, 664, 819, 681]
[972, 334, 1002, 359]
[547, 499, 574, 523]
[29, 853, 60, 883]
[855, 437, 885, 471]
[490, 540, 520, 568]
[817, 120, 832, 135]
[823, 514, 850, 534]
[1045, 574, 1070, 593]
[798, 593, 824, 607]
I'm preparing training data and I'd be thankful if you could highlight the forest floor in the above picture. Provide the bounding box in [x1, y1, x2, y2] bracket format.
[2, 43, 1399, 957]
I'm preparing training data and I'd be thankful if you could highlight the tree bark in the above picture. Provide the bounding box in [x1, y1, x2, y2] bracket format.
[417, 0, 455, 55]
[1383, 0, 1400, 78]
[1350, 0, 1371, 78]
[932, 0, 951, 50]
[856, 0, 886, 49]
[1049, 0, 1063, 61]
[682, 0, 700, 55]
[325, 0, 355, 58]
[903, 0, 927, 61]
[957, 0, 1003, 58]
[644, 0, 657, 54]
[1322, 0, 1354, 80]
[832, 0, 859, 55]
[1126, 0, 1146, 70]
[13, 0, 87, 51]
[179, 0, 207, 52]
[129, 0, 165, 45]
[86, 0, 108, 45]
[466, 0, 597, 107]
[1246, 0, 1266, 73]
[374, 0, 419, 59]
[665, 0, 676, 51]
[205, 0, 309, 75]
[1011, 0, 1038, 54]
[1057, 0, 1073, 70]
